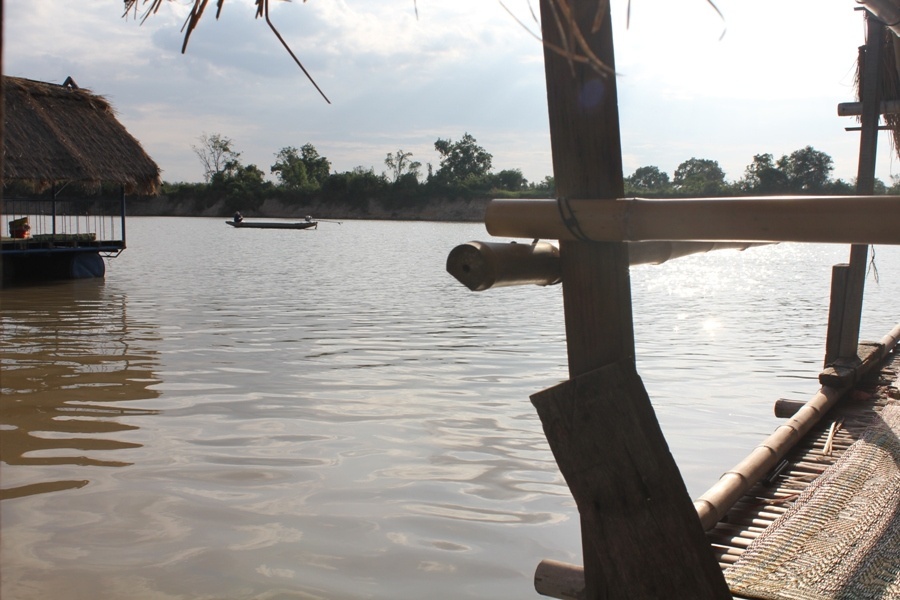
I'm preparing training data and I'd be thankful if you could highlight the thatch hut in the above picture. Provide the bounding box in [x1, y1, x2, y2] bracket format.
[2, 75, 160, 195]
[1, 75, 161, 282]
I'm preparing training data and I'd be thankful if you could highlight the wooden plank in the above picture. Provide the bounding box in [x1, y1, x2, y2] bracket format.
[824, 264, 850, 366]
[838, 14, 884, 359]
[531, 360, 731, 598]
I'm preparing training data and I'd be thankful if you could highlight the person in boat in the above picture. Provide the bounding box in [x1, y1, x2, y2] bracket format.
[233, 211, 243, 223]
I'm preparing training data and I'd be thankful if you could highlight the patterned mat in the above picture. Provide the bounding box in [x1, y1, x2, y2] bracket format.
[725, 403, 900, 600]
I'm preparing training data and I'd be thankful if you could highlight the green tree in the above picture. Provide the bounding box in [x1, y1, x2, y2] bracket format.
[299, 143, 331, 188]
[433, 133, 493, 184]
[322, 166, 388, 207]
[738, 153, 789, 194]
[385, 149, 422, 183]
[625, 166, 670, 193]
[530, 175, 555, 195]
[495, 168, 527, 191]
[271, 146, 310, 189]
[776, 146, 833, 193]
[193, 133, 240, 183]
[673, 158, 727, 196]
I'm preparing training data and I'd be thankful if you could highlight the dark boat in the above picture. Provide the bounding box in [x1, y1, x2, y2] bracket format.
[226, 219, 317, 230]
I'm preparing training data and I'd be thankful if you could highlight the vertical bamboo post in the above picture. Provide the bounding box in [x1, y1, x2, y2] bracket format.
[837, 12, 884, 360]
[535, 2, 730, 597]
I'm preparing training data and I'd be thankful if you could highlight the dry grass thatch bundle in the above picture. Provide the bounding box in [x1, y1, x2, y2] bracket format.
[2, 76, 161, 195]
[854, 10, 900, 163]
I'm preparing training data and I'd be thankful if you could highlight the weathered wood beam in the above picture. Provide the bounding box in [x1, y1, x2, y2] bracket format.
[446, 240, 764, 291]
[531, 360, 732, 598]
[485, 196, 900, 244]
[536, 1, 730, 597]
[838, 12, 885, 360]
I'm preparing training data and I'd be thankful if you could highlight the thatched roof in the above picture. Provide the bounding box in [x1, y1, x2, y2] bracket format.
[2, 76, 161, 195]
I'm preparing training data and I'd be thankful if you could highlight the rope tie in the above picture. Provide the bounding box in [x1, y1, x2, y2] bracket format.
[556, 196, 593, 241]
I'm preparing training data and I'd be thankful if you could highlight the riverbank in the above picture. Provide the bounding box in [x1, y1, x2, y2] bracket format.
[125, 195, 494, 222]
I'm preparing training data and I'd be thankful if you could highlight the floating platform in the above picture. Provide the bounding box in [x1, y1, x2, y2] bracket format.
[1, 233, 121, 282]
[707, 344, 900, 598]
[226, 220, 317, 230]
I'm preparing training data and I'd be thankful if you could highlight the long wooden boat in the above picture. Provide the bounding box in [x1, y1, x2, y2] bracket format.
[226, 219, 317, 230]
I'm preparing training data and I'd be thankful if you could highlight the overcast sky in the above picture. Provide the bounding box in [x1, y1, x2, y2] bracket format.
[3, 0, 893, 187]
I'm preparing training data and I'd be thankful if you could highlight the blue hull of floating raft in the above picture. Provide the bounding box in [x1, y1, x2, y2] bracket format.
[2, 252, 105, 283]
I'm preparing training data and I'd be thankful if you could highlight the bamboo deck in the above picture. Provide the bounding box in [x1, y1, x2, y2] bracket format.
[705, 347, 900, 574]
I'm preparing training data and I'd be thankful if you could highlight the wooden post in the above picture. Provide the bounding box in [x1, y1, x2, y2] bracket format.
[838, 12, 884, 360]
[824, 264, 850, 366]
[535, 1, 730, 597]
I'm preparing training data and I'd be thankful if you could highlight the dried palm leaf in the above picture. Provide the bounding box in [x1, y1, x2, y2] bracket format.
[124, 0, 330, 103]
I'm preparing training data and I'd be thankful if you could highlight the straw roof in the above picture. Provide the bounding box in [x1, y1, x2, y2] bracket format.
[2, 76, 161, 195]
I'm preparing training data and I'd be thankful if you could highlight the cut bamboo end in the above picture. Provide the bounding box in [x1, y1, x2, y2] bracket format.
[445, 240, 560, 291]
[534, 559, 585, 600]
[774, 399, 807, 418]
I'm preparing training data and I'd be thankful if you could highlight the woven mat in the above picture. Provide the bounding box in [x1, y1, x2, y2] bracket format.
[725, 403, 900, 600]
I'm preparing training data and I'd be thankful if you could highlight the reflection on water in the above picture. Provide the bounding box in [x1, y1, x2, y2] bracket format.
[1, 219, 898, 600]
[1, 280, 160, 499]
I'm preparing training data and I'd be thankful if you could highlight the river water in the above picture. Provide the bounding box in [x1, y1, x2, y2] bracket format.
[2, 217, 898, 599]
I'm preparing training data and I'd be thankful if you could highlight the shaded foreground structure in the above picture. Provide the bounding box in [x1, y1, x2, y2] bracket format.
[1, 76, 160, 283]
[448, 3, 900, 598]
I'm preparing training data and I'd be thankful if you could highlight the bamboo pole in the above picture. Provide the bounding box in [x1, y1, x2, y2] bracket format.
[694, 323, 900, 530]
[446, 241, 561, 291]
[837, 99, 900, 116]
[484, 196, 900, 244]
[445, 240, 764, 291]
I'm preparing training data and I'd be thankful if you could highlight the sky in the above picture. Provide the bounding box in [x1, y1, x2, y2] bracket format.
[3, 0, 895, 187]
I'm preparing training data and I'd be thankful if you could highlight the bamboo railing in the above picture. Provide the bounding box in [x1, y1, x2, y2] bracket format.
[483, 196, 900, 245]
[532, 322, 900, 600]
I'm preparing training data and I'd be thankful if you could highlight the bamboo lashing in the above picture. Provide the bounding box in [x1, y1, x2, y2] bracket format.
[446, 240, 764, 291]
[534, 323, 900, 600]
[484, 196, 900, 244]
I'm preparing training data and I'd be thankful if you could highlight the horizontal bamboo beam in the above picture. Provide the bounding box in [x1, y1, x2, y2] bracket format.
[446, 240, 764, 291]
[533, 323, 900, 600]
[837, 99, 900, 116]
[484, 196, 900, 244]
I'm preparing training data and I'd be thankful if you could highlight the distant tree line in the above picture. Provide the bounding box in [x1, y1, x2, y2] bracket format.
[162, 132, 555, 214]
[164, 134, 897, 213]
[7, 134, 892, 215]
[625, 146, 891, 197]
